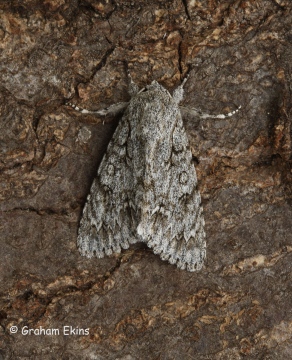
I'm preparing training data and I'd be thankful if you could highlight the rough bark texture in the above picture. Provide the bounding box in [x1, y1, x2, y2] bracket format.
[0, 0, 291, 359]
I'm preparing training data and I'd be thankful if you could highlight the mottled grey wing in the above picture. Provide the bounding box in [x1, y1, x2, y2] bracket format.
[77, 112, 140, 258]
[133, 88, 206, 271]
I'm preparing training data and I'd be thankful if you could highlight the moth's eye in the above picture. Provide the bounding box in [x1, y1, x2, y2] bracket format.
[179, 171, 188, 184]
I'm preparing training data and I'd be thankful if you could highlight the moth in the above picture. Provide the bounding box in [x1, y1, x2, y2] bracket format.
[67, 75, 239, 271]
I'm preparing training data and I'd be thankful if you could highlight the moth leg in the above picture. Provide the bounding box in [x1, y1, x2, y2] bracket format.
[66, 101, 128, 117]
[180, 105, 241, 119]
[173, 75, 241, 118]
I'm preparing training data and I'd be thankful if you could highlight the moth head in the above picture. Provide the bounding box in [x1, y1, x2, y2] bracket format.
[146, 81, 171, 98]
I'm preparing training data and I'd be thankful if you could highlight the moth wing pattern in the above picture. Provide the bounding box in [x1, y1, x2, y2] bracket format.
[77, 115, 140, 257]
[77, 80, 206, 271]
